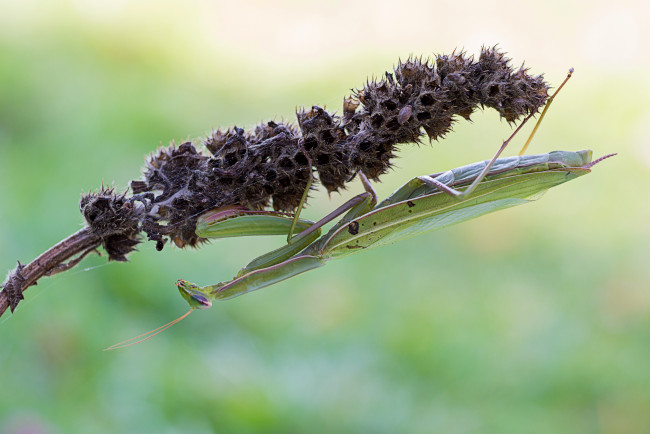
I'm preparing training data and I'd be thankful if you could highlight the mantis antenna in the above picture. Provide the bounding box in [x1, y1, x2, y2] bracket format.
[104, 309, 193, 350]
[518, 68, 574, 155]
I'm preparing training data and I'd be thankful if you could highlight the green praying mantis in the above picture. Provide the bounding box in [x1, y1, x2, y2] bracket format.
[179, 149, 603, 303]
[107, 71, 614, 348]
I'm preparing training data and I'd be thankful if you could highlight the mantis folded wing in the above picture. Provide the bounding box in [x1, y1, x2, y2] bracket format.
[176, 150, 612, 309]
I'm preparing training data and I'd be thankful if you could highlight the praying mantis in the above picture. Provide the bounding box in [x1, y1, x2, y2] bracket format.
[110, 149, 610, 348]
[107, 70, 614, 348]
[171, 71, 602, 305]
[175, 150, 608, 308]
[0, 45, 614, 349]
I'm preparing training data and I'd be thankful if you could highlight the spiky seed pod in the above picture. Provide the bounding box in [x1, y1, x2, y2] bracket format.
[297, 107, 353, 192]
[474, 47, 549, 122]
[140, 141, 214, 247]
[80, 188, 142, 261]
[204, 127, 261, 207]
[112, 47, 550, 252]
[205, 121, 311, 211]
[250, 121, 312, 211]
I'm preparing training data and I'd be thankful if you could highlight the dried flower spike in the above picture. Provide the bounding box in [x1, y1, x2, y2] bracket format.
[125, 46, 549, 249]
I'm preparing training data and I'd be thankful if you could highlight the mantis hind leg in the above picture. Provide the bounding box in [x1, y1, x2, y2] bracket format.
[194, 171, 378, 275]
[417, 112, 534, 199]
[418, 68, 574, 199]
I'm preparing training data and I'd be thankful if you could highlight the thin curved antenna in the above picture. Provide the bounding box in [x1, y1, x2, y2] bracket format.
[104, 309, 193, 351]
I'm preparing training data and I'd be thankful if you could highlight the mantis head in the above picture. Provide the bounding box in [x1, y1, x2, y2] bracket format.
[176, 279, 213, 310]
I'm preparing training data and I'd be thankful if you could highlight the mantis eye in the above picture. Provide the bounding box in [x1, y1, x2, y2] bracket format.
[191, 293, 212, 309]
[176, 279, 212, 310]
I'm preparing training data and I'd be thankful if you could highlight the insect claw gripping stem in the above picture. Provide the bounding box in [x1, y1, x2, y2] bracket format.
[1, 47, 553, 317]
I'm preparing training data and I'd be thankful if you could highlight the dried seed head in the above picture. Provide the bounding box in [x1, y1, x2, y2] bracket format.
[475, 47, 549, 122]
[80, 188, 142, 261]
[89, 47, 550, 252]
[207, 121, 311, 211]
[140, 142, 212, 247]
[297, 106, 352, 192]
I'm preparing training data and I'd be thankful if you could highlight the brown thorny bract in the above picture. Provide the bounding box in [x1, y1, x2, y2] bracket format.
[79, 48, 549, 259]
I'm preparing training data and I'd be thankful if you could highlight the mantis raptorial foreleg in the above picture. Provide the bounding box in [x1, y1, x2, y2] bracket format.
[196, 140, 378, 270]
[196, 176, 377, 276]
[285, 156, 378, 243]
[236, 188, 377, 275]
[281, 171, 378, 243]
[177, 183, 379, 305]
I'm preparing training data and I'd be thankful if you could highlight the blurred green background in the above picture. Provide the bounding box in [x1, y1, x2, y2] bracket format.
[1, 0, 649, 432]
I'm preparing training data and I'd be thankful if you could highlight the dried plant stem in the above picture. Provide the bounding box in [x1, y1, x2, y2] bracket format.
[0, 228, 101, 318]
